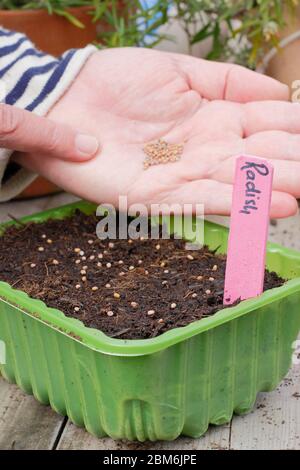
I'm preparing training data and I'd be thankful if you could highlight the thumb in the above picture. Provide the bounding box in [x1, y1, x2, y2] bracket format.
[0, 104, 99, 161]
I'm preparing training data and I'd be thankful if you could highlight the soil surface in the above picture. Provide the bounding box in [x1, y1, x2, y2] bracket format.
[0, 210, 284, 339]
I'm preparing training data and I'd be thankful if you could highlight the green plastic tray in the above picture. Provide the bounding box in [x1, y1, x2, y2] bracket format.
[1, 201, 300, 441]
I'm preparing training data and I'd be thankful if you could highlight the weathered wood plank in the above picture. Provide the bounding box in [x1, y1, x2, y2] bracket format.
[57, 422, 230, 450]
[0, 377, 65, 450]
[230, 366, 300, 450]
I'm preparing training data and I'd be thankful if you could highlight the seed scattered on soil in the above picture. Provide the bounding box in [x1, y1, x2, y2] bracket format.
[209, 277, 215, 281]
[158, 318, 164, 324]
[82, 256, 86, 261]
[91, 286, 98, 291]
[30, 263, 36, 268]
[128, 239, 133, 244]
[197, 275, 203, 281]
[0, 211, 284, 340]
[98, 254, 103, 259]
[74, 248, 81, 253]
[113, 292, 120, 299]
[129, 265, 134, 271]
[107, 310, 114, 317]
[212, 265, 218, 271]
[131, 302, 138, 308]
[164, 269, 169, 274]
[105, 283, 111, 288]
[106, 263, 112, 268]
[80, 270, 86, 275]
[38, 247, 44, 252]
[89, 255, 95, 260]
[75, 259, 81, 264]
[108, 242, 114, 249]
[79, 250, 84, 256]
[47, 239, 52, 244]
[52, 259, 59, 265]
[97, 262, 102, 267]
[88, 240, 93, 245]
[170, 303, 177, 309]
[143, 139, 184, 169]
[74, 307, 80, 312]
[118, 260, 124, 265]
[187, 254, 194, 260]
[42, 234, 47, 239]
[138, 260, 143, 265]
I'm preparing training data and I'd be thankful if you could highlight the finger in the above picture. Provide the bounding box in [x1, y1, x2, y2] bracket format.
[173, 54, 289, 102]
[270, 191, 298, 218]
[245, 131, 300, 162]
[0, 104, 99, 161]
[210, 155, 300, 198]
[262, 160, 300, 198]
[243, 101, 300, 136]
[156, 179, 297, 218]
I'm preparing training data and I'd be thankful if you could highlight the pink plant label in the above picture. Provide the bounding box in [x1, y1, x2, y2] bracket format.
[223, 155, 274, 305]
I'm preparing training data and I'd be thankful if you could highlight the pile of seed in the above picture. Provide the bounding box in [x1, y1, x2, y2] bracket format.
[143, 139, 184, 169]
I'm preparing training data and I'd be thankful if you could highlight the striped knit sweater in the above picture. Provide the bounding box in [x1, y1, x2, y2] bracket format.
[0, 27, 97, 201]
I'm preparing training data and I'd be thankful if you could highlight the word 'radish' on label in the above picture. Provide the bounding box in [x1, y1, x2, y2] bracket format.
[239, 160, 270, 215]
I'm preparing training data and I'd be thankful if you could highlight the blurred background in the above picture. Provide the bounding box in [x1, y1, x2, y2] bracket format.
[1, 1, 300, 79]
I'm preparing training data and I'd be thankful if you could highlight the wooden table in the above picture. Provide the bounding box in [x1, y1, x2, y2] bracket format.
[0, 194, 299, 450]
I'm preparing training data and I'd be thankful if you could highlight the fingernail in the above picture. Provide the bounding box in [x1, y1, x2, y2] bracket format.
[76, 134, 99, 156]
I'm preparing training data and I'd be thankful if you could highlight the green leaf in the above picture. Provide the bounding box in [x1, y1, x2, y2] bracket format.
[191, 23, 212, 45]
[53, 8, 85, 29]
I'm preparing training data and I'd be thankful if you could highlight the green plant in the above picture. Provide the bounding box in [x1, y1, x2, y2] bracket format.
[173, 0, 299, 68]
[0, 1, 98, 27]
[1, 1, 299, 66]
[94, 0, 170, 48]
[0, 1, 170, 47]
[104, 0, 300, 65]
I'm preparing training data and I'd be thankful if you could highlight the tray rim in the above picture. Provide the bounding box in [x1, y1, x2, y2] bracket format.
[1, 200, 300, 357]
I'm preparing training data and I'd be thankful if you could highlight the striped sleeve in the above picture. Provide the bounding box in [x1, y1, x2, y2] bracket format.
[0, 27, 97, 202]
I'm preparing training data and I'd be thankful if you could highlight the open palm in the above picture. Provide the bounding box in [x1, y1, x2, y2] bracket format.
[18, 48, 300, 217]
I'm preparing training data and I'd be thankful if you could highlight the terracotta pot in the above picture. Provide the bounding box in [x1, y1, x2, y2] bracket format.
[14, 177, 60, 200]
[0, 6, 99, 56]
[0, 6, 102, 199]
[264, 7, 300, 88]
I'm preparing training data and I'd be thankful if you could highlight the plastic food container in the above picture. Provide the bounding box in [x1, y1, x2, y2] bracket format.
[1, 201, 300, 441]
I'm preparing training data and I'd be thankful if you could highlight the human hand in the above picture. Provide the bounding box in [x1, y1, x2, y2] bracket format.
[16, 48, 300, 217]
[0, 104, 98, 161]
